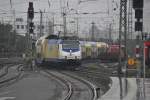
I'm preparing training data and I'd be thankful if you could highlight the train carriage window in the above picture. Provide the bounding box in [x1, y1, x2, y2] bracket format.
[148, 47, 150, 60]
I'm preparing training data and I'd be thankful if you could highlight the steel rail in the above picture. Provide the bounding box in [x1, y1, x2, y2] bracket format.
[59, 71, 97, 100]
[0, 64, 20, 78]
[43, 70, 73, 100]
[0, 64, 24, 85]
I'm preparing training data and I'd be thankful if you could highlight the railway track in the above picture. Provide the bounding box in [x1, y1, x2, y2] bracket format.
[59, 71, 97, 100]
[42, 70, 72, 100]
[0, 64, 24, 87]
[42, 70, 97, 100]
[77, 66, 112, 77]
[78, 68, 111, 77]
[69, 63, 113, 96]
[78, 62, 119, 77]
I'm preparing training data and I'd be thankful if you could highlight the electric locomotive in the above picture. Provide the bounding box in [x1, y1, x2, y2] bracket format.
[35, 35, 81, 66]
[59, 37, 81, 65]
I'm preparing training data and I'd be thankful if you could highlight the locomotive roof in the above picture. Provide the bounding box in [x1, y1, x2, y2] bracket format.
[80, 41, 108, 47]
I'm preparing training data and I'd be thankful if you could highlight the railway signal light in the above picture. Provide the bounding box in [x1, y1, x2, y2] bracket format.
[29, 28, 34, 33]
[135, 45, 140, 58]
[133, 0, 144, 9]
[128, 58, 135, 66]
[127, 58, 138, 69]
[28, 2, 34, 19]
[29, 22, 34, 27]
[29, 22, 34, 33]
[135, 9, 143, 19]
[133, 0, 144, 32]
[135, 21, 143, 31]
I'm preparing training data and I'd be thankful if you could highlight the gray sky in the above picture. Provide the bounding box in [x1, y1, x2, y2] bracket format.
[144, 0, 150, 32]
[0, 0, 114, 34]
[0, 0, 150, 37]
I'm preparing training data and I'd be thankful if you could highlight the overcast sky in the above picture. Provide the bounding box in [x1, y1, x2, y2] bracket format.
[143, 0, 150, 32]
[0, 0, 150, 37]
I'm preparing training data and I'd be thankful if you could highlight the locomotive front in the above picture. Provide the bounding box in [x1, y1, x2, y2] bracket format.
[59, 40, 81, 65]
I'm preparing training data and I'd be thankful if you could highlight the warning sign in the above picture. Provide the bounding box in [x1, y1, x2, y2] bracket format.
[128, 58, 135, 66]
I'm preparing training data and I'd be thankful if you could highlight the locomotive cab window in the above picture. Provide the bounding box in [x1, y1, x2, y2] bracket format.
[62, 40, 80, 49]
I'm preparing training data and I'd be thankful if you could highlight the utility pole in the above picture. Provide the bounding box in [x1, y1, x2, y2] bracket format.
[76, 17, 79, 37]
[26, 2, 34, 57]
[13, 9, 17, 56]
[128, 0, 133, 40]
[132, 0, 145, 99]
[63, 12, 67, 37]
[118, 0, 127, 98]
[91, 22, 95, 41]
[109, 23, 112, 44]
[52, 15, 55, 34]
[119, 0, 128, 75]
[26, 14, 29, 51]
[26, 12, 30, 52]
[40, 10, 43, 37]
[13, 10, 16, 32]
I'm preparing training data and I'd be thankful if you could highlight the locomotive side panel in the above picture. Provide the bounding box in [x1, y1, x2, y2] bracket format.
[45, 40, 59, 59]
[144, 41, 150, 66]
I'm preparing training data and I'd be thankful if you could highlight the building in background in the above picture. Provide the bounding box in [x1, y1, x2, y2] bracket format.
[15, 18, 53, 38]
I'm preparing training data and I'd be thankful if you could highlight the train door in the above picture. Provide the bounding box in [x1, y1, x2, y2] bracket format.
[146, 46, 150, 65]
[85, 43, 92, 59]
[85, 46, 92, 59]
[97, 47, 100, 58]
[81, 45, 86, 59]
[98, 47, 103, 59]
[85, 47, 91, 58]
[91, 45, 96, 58]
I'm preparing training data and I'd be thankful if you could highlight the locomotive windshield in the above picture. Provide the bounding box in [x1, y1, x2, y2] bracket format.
[62, 40, 79, 49]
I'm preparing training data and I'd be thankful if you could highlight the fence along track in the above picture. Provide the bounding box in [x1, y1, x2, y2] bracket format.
[43, 70, 73, 100]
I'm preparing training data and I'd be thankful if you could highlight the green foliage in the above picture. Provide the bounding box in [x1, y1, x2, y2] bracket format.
[15, 35, 26, 54]
[0, 23, 14, 51]
[0, 23, 26, 57]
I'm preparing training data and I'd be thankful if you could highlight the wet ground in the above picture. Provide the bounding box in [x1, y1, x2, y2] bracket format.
[0, 58, 149, 100]
[0, 71, 64, 100]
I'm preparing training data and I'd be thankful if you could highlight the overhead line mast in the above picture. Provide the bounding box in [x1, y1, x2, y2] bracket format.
[118, 0, 128, 74]
[128, 0, 133, 40]
[39, 10, 43, 37]
[118, 0, 127, 98]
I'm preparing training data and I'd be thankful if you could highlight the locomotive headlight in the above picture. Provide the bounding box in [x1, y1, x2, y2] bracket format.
[65, 56, 67, 59]
[75, 56, 77, 59]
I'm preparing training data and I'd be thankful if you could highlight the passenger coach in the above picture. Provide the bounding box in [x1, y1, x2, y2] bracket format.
[144, 40, 150, 66]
